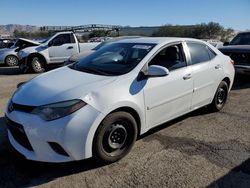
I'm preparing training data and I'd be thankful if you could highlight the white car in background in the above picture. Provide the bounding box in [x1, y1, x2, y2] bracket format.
[5, 37, 234, 163]
[0, 38, 40, 66]
[64, 36, 141, 65]
[0, 39, 15, 49]
[18, 31, 99, 73]
[202, 39, 223, 48]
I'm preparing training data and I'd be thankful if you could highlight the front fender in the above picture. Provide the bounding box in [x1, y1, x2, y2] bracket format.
[27, 52, 48, 64]
[20, 46, 48, 61]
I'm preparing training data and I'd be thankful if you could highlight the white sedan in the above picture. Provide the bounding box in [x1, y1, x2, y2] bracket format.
[5, 37, 235, 163]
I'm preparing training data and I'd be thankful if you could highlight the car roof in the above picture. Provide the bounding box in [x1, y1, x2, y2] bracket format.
[115, 37, 205, 44]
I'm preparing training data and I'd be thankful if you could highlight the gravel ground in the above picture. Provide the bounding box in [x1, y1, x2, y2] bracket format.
[0, 66, 250, 188]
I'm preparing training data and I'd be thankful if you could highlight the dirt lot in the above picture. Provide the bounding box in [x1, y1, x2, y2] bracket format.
[0, 66, 250, 188]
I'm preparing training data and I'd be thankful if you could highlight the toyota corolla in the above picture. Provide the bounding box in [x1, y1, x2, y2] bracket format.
[5, 37, 235, 163]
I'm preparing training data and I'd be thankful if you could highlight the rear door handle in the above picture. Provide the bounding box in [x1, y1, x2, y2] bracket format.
[215, 64, 222, 69]
[67, 46, 73, 49]
[183, 73, 192, 80]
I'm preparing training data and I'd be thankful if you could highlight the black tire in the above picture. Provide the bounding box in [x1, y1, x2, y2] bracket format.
[209, 81, 229, 112]
[93, 111, 138, 163]
[5, 55, 18, 67]
[31, 56, 45, 73]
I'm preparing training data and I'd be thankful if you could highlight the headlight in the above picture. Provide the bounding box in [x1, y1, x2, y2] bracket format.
[32, 99, 86, 121]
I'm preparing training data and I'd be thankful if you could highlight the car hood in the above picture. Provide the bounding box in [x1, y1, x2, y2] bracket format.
[69, 50, 94, 62]
[219, 45, 250, 53]
[19, 38, 40, 46]
[12, 66, 117, 106]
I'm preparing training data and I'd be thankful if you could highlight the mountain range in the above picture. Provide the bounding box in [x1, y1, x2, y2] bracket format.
[0, 24, 39, 35]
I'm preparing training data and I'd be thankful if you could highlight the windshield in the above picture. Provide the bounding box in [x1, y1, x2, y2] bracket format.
[9, 44, 16, 49]
[71, 42, 156, 76]
[12, 39, 21, 48]
[230, 33, 250, 45]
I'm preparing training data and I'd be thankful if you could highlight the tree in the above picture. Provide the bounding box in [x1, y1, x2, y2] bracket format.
[88, 30, 109, 38]
[13, 30, 50, 39]
[81, 35, 89, 42]
[151, 22, 234, 41]
[221, 28, 235, 42]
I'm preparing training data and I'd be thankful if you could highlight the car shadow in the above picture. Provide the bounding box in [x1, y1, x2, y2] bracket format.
[208, 157, 250, 187]
[0, 65, 60, 75]
[139, 107, 212, 140]
[0, 108, 246, 187]
[232, 74, 250, 90]
[0, 105, 215, 187]
[0, 116, 107, 187]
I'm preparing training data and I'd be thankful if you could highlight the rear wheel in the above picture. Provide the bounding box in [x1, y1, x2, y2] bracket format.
[5, 55, 18, 66]
[31, 57, 45, 73]
[93, 111, 138, 163]
[209, 81, 228, 112]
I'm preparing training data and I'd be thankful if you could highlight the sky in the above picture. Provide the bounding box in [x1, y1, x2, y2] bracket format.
[0, 0, 250, 31]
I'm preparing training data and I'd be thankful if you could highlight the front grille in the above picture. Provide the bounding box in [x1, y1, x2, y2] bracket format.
[8, 101, 36, 113]
[5, 115, 33, 151]
[223, 52, 250, 66]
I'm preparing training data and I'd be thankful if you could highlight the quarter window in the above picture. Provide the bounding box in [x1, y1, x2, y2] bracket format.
[187, 42, 211, 64]
[207, 47, 217, 59]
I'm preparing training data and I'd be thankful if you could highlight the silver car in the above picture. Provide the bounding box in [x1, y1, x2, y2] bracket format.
[0, 38, 40, 66]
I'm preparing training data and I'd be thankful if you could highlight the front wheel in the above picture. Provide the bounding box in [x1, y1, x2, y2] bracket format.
[93, 111, 138, 163]
[209, 81, 228, 112]
[5, 55, 18, 66]
[31, 57, 45, 73]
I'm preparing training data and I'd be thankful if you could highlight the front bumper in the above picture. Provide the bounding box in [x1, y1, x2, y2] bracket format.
[5, 104, 102, 163]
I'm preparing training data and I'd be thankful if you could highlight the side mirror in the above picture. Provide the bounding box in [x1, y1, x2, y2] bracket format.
[223, 42, 229, 46]
[138, 65, 169, 80]
[146, 65, 169, 78]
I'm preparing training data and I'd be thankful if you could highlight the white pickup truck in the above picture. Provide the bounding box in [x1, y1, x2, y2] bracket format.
[18, 31, 99, 73]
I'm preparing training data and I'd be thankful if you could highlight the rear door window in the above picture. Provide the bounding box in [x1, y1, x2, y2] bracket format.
[187, 42, 211, 65]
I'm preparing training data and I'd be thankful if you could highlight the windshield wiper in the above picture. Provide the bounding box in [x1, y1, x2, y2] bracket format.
[78, 66, 112, 76]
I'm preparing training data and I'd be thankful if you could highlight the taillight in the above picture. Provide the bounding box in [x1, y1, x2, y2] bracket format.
[230, 59, 234, 65]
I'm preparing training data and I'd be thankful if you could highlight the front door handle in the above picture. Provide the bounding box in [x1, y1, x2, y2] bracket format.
[183, 74, 192, 80]
[67, 46, 73, 49]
